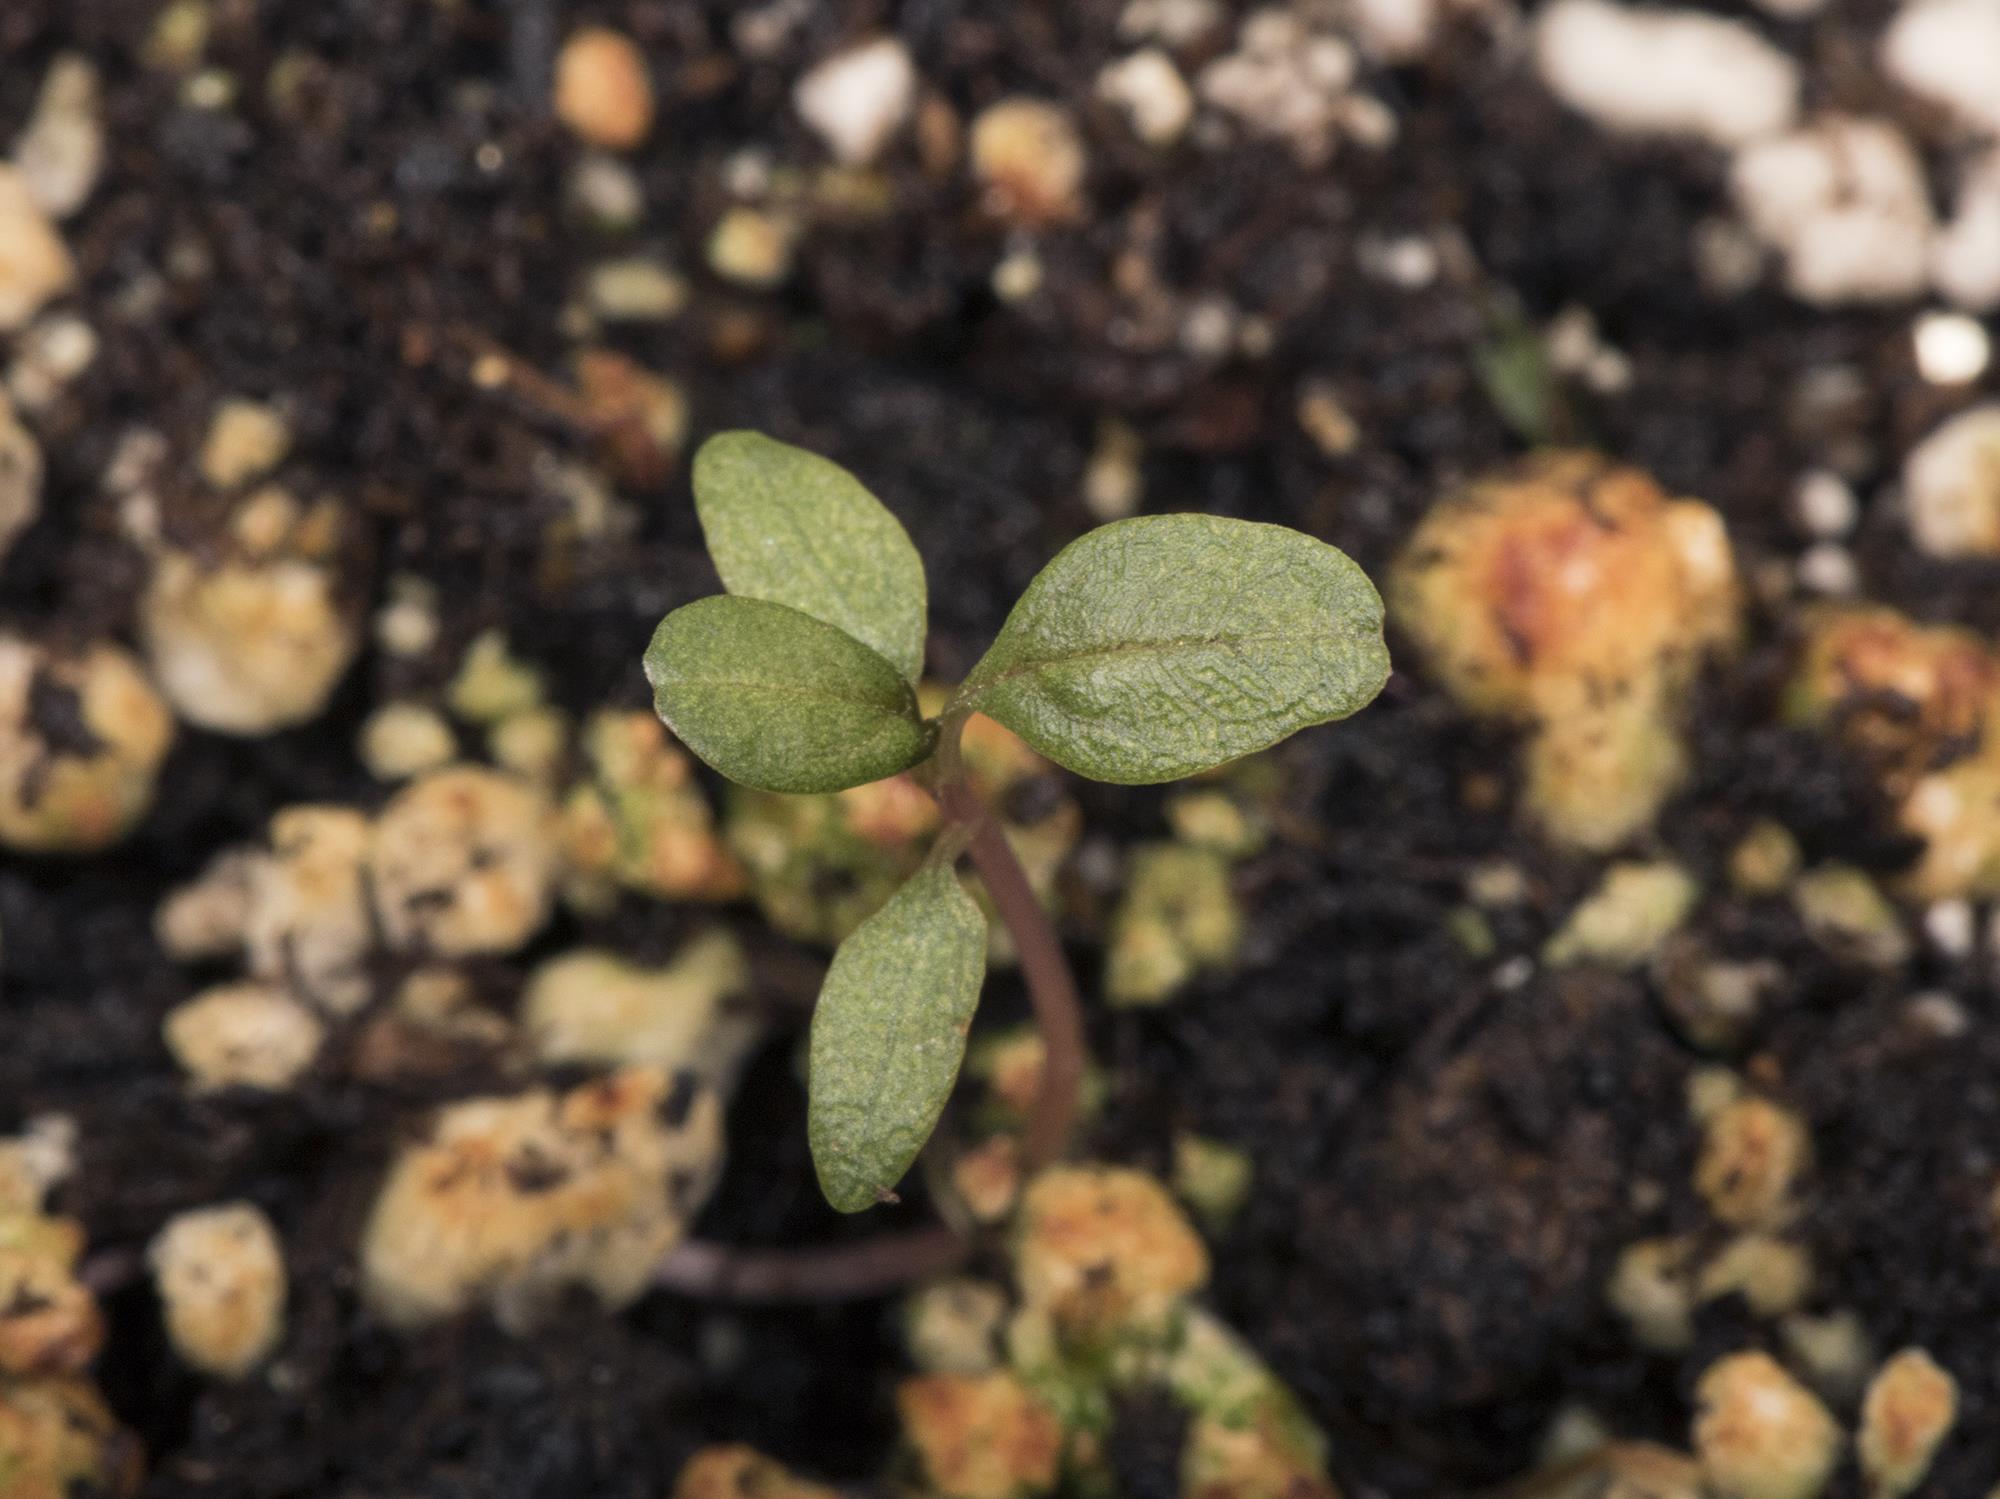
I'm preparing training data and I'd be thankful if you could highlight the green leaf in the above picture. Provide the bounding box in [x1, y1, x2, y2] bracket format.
[955, 515, 1389, 784]
[693, 431, 929, 685]
[644, 595, 934, 793]
[809, 860, 988, 1212]
[1472, 296, 1574, 447]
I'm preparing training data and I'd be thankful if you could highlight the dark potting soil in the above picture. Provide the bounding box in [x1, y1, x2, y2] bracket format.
[2, 2, 1997, 1496]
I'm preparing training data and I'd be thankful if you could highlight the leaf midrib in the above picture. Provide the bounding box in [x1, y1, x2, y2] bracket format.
[674, 673, 913, 713]
[705, 457, 923, 681]
[959, 626, 1339, 702]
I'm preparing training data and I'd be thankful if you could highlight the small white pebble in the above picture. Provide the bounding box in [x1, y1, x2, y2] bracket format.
[1731, 117, 1934, 307]
[183, 70, 234, 110]
[1904, 990, 1971, 1039]
[795, 37, 916, 166]
[1913, 311, 1992, 385]
[0, 166, 76, 332]
[1883, 0, 2000, 138]
[567, 153, 644, 230]
[1903, 403, 2000, 558]
[1468, 861, 1531, 907]
[969, 98, 1088, 226]
[1179, 295, 1238, 358]
[1237, 316, 1275, 359]
[469, 355, 511, 395]
[1793, 471, 1858, 539]
[1796, 543, 1858, 596]
[585, 258, 689, 322]
[199, 398, 291, 489]
[155, 847, 259, 962]
[1097, 50, 1195, 148]
[361, 1067, 722, 1330]
[1296, 378, 1361, 456]
[731, 0, 809, 58]
[1303, 35, 1355, 89]
[1119, 0, 1224, 46]
[1349, 0, 1439, 61]
[521, 934, 752, 1073]
[1082, 419, 1143, 522]
[239, 803, 373, 1016]
[1859, 1349, 1959, 1499]
[720, 147, 774, 201]
[1693, 215, 1768, 298]
[359, 702, 457, 782]
[102, 426, 168, 498]
[1546, 306, 1601, 373]
[1686, 1067, 1744, 1124]
[1693, 1350, 1841, 1499]
[1535, 0, 1799, 148]
[706, 207, 796, 290]
[488, 705, 569, 785]
[1545, 861, 1700, 968]
[1540, 1403, 1614, 1465]
[371, 766, 557, 957]
[149, 1203, 287, 1379]
[0, 634, 175, 853]
[144, 0, 209, 71]
[1545, 308, 1634, 394]
[1932, 152, 2000, 313]
[905, 1278, 1010, 1376]
[164, 982, 324, 1092]
[1586, 348, 1632, 394]
[991, 247, 1043, 302]
[0, 397, 42, 562]
[7, 313, 97, 413]
[1358, 234, 1439, 289]
[143, 545, 358, 735]
[1783, 1310, 1876, 1404]
[0, 1115, 76, 1211]
[12, 55, 104, 221]
[1923, 899, 1976, 957]
[1339, 94, 1399, 151]
[374, 576, 440, 659]
[1198, 12, 1356, 165]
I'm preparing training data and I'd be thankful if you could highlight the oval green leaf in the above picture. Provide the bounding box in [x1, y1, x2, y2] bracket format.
[644, 595, 933, 794]
[694, 431, 928, 685]
[809, 860, 988, 1213]
[955, 515, 1389, 784]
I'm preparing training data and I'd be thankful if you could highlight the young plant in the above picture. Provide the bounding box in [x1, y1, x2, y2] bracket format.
[645, 432, 1389, 1215]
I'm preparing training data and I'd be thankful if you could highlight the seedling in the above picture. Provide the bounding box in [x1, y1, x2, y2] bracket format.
[645, 432, 1388, 1214]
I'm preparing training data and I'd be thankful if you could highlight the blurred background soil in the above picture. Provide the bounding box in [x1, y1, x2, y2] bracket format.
[1, 2, 1997, 1496]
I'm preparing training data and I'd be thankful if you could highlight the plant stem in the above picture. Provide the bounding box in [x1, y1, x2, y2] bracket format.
[939, 780, 1086, 1174]
[654, 748, 1089, 1304]
[1486, 1450, 1608, 1499]
[654, 1223, 968, 1301]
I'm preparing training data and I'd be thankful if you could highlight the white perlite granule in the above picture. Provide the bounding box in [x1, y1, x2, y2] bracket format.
[1535, 0, 1798, 147]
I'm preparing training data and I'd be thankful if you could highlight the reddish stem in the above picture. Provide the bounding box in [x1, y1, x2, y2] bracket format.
[654, 1224, 968, 1301]
[654, 762, 1088, 1303]
[941, 782, 1086, 1174]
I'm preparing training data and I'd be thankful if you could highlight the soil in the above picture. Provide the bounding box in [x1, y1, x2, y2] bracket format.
[2, 2, 1998, 1497]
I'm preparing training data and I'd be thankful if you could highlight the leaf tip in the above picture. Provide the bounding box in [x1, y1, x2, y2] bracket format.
[814, 1159, 888, 1215]
[690, 430, 782, 517]
[692, 426, 770, 467]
